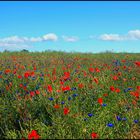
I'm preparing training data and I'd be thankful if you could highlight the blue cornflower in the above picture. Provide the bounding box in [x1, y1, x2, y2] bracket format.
[26, 91, 29, 94]
[16, 120, 20, 123]
[68, 97, 72, 101]
[71, 87, 77, 91]
[48, 97, 54, 101]
[124, 88, 133, 93]
[116, 116, 121, 121]
[134, 120, 138, 123]
[122, 117, 127, 121]
[102, 103, 107, 107]
[24, 83, 27, 86]
[88, 113, 93, 117]
[107, 123, 114, 127]
[84, 118, 88, 121]
[73, 93, 78, 97]
[127, 88, 133, 91]
[124, 89, 128, 93]
[61, 101, 65, 104]
[114, 60, 120, 66]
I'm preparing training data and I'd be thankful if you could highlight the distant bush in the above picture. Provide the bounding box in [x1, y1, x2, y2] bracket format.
[21, 49, 29, 52]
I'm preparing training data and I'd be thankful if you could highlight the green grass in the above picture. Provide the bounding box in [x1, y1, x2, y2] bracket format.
[0, 51, 140, 139]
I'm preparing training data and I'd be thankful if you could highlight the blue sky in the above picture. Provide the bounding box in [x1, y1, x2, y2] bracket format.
[0, 1, 140, 53]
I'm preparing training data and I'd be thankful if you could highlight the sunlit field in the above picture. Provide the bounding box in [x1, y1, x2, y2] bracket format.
[0, 51, 140, 139]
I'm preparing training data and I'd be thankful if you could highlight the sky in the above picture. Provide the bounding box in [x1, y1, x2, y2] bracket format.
[0, 1, 140, 53]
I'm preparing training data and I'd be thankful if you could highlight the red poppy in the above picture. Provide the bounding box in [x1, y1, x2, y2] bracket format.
[95, 68, 100, 72]
[132, 100, 137, 105]
[74, 78, 79, 82]
[117, 72, 122, 76]
[123, 65, 127, 69]
[115, 88, 120, 93]
[137, 86, 140, 90]
[28, 130, 40, 140]
[13, 69, 17, 74]
[34, 66, 36, 71]
[110, 86, 115, 91]
[91, 132, 98, 139]
[112, 75, 118, 81]
[21, 65, 25, 70]
[24, 71, 30, 78]
[63, 72, 70, 80]
[60, 81, 64, 85]
[35, 90, 40, 95]
[77, 65, 81, 69]
[56, 89, 61, 93]
[54, 104, 60, 109]
[121, 60, 126, 63]
[48, 85, 53, 93]
[30, 91, 35, 97]
[134, 61, 140, 67]
[98, 98, 103, 105]
[130, 91, 139, 99]
[30, 71, 35, 77]
[5, 69, 11, 74]
[62, 86, 71, 92]
[18, 75, 22, 79]
[103, 93, 108, 97]
[23, 86, 27, 91]
[53, 75, 57, 81]
[94, 78, 98, 84]
[83, 71, 87, 77]
[78, 83, 84, 88]
[19, 84, 23, 88]
[89, 67, 94, 73]
[63, 107, 70, 115]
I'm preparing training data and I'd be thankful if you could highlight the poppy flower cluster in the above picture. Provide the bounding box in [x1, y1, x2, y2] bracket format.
[28, 130, 40, 139]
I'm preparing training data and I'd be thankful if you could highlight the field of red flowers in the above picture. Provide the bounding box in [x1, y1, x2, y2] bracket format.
[0, 52, 140, 139]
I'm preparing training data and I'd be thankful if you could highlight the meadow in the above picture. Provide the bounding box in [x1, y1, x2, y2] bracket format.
[0, 51, 140, 139]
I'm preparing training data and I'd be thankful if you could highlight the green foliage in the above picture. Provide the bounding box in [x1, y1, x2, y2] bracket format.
[0, 52, 140, 139]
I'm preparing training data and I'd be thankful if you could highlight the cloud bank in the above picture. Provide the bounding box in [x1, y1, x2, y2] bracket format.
[0, 33, 58, 49]
[99, 30, 140, 41]
[1, 29, 140, 51]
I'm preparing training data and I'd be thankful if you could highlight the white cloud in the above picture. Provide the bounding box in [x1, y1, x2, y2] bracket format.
[0, 33, 58, 49]
[99, 34, 122, 41]
[99, 29, 140, 41]
[29, 37, 43, 42]
[0, 33, 58, 44]
[62, 35, 79, 42]
[43, 33, 58, 41]
[0, 42, 32, 50]
[127, 30, 140, 40]
[0, 36, 28, 43]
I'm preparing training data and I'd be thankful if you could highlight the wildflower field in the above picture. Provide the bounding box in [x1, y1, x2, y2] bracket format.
[0, 51, 140, 139]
